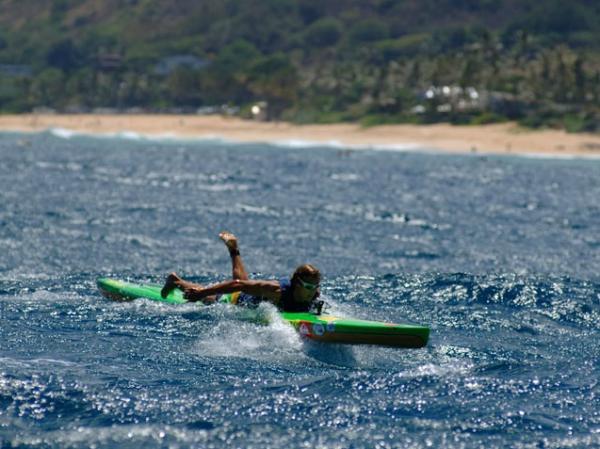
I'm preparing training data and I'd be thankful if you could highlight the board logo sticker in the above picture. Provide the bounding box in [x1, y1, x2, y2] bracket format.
[326, 322, 336, 332]
[299, 323, 310, 335]
[313, 323, 325, 336]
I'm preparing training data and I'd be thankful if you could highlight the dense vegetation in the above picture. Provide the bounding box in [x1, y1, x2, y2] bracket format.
[2, 0, 600, 130]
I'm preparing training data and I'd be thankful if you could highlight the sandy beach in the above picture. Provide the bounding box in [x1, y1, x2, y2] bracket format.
[1, 113, 600, 157]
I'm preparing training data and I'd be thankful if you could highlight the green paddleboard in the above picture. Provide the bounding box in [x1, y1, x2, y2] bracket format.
[97, 278, 429, 348]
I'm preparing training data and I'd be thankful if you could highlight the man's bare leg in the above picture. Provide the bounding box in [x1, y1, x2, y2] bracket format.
[219, 231, 249, 281]
[161, 272, 203, 298]
[161, 231, 247, 299]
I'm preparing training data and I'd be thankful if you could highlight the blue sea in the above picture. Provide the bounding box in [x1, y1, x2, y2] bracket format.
[1, 130, 599, 449]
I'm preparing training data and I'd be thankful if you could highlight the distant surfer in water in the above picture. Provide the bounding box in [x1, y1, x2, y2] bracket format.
[160, 231, 321, 312]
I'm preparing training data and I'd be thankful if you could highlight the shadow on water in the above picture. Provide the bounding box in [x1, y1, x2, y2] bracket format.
[300, 340, 358, 368]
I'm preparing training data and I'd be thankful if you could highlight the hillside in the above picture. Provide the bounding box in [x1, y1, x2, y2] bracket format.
[1, 0, 600, 130]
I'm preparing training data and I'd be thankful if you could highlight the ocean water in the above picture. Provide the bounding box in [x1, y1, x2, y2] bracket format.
[0, 130, 599, 449]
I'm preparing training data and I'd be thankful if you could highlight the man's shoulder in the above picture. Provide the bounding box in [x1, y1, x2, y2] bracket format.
[240, 279, 282, 300]
[278, 277, 291, 287]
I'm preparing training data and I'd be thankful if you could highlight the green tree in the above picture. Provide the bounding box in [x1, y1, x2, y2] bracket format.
[555, 52, 569, 102]
[214, 40, 261, 73]
[374, 34, 430, 62]
[28, 68, 65, 107]
[0, 75, 24, 111]
[248, 53, 299, 119]
[166, 67, 202, 106]
[94, 72, 119, 107]
[573, 55, 586, 102]
[348, 20, 389, 45]
[46, 39, 83, 73]
[203, 39, 261, 104]
[64, 67, 97, 107]
[460, 57, 480, 87]
[528, 1, 589, 34]
[303, 17, 342, 48]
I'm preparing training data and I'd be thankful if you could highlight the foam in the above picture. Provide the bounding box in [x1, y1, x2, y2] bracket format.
[48, 127, 78, 139]
[46, 126, 423, 152]
[193, 303, 304, 361]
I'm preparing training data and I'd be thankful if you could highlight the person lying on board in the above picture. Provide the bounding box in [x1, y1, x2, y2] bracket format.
[160, 231, 321, 312]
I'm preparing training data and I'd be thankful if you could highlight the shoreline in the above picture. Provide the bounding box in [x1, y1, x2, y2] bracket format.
[2, 113, 600, 157]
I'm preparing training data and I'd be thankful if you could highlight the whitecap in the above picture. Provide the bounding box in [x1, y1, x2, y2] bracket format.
[9, 127, 600, 159]
[48, 127, 79, 139]
[194, 303, 303, 361]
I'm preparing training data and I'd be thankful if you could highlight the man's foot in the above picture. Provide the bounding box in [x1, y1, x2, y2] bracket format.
[219, 231, 239, 253]
[161, 272, 181, 298]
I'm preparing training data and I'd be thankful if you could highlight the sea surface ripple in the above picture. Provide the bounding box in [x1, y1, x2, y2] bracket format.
[0, 132, 599, 448]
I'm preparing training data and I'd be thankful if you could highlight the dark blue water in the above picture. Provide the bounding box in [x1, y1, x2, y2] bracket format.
[1, 131, 599, 448]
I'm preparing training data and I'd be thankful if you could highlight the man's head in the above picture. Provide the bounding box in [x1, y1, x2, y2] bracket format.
[291, 264, 321, 303]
